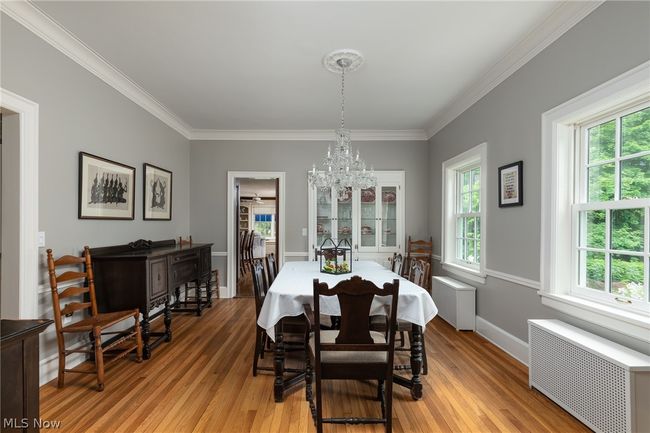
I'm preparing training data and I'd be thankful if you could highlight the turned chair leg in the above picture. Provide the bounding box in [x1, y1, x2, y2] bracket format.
[421, 334, 428, 375]
[93, 327, 105, 392]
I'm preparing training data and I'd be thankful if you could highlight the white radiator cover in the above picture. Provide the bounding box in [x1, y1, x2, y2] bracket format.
[528, 320, 650, 433]
[431, 276, 475, 331]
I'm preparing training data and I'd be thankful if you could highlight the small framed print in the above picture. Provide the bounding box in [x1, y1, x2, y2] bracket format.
[143, 163, 172, 220]
[79, 152, 135, 220]
[498, 161, 523, 207]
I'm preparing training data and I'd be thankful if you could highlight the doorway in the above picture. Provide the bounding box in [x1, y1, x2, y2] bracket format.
[236, 178, 279, 297]
[227, 172, 285, 299]
[0, 88, 40, 319]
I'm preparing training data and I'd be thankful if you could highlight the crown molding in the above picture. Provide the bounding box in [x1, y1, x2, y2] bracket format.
[188, 129, 427, 141]
[425, 0, 604, 140]
[1, 1, 193, 138]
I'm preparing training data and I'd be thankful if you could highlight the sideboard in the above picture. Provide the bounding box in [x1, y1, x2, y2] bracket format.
[90, 239, 213, 359]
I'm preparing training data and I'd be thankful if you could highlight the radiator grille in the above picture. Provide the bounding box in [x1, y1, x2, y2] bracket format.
[530, 325, 628, 433]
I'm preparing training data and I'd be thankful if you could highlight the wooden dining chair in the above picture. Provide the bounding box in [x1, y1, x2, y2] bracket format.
[246, 230, 256, 262]
[251, 258, 306, 376]
[46, 247, 143, 391]
[405, 236, 433, 289]
[251, 258, 272, 376]
[389, 253, 404, 275]
[395, 258, 431, 374]
[304, 276, 400, 433]
[239, 230, 250, 275]
[178, 235, 192, 248]
[265, 253, 278, 286]
[408, 258, 429, 288]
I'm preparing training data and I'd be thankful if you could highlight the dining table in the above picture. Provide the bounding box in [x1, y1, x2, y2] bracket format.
[257, 260, 438, 402]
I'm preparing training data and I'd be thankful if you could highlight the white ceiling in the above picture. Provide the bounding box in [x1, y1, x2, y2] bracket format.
[32, 1, 563, 133]
[238, 179, 277, 198]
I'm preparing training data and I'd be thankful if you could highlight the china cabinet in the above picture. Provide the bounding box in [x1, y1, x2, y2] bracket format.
[308, 171, 405, 261]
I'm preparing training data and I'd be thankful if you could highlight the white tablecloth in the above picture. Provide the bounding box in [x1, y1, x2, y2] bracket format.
[257, 260, 438, 341]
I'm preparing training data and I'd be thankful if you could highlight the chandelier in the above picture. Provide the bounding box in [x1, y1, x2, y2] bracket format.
[309, 49, 376, 200]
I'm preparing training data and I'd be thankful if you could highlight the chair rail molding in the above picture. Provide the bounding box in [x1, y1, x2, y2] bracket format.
[425, 1, 603, 139]
[485, 268, 541, 291]
[0, 88, 39, 319]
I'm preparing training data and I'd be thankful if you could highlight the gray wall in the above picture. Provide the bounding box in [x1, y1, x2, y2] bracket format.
[428, 1, 650, 354]
[1, 15, 190, 368]
[190, 139, 430, 281]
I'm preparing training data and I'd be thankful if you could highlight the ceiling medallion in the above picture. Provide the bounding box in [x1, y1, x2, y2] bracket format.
[322, 49, 365, 74]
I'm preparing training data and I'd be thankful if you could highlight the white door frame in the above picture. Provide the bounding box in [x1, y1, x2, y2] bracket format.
[226, 171, 285, 298]
[0, 88, 40, 318]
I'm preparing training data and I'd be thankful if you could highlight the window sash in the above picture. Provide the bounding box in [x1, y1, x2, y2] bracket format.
[573, 102, 650, 312]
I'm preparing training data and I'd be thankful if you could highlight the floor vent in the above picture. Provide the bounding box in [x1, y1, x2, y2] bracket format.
[528, 320, 650, 433]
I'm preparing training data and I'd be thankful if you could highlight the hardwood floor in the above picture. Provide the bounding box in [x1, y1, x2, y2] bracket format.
[40, 298, 591, 433]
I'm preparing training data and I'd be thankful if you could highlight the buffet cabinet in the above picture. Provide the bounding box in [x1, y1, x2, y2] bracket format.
[308, 171, 405, 260]
[90, 240, 213, 359]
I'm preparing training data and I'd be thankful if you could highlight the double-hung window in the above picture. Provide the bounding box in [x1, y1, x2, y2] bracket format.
[456, 166, 482, 266]
[541, 62, 650, 342]
[574, 104, 650, 313]
[442, 142, 487, 283]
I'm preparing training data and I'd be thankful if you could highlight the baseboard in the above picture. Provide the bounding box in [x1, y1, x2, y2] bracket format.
[39, 350, 86, 386]
[475, 316, 529, 366]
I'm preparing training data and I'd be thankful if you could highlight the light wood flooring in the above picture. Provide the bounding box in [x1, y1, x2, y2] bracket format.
[40, 298, 591, 433]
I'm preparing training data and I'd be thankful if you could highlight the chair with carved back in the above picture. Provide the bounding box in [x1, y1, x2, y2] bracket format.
[46, 247, 143, 391]
[265, 253, 278, 286]
[251, 258, 306, 376]
[304, 276, 400, 433]
[405, 236, 433, 289]
[389, 253, 404, 276]
[394, 258, 430, 374]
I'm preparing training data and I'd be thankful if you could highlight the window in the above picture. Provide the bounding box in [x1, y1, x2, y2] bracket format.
[254, 213, 275, 239]
[574, 105, 649, 312]
[541, 62, 650, 342]
[456, 166, 481, 265]
[442, 143, 487, 283]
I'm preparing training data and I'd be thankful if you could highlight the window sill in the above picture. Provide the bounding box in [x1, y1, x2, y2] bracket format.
[540, 292, 650, 344]
[442, 262, 486, 285]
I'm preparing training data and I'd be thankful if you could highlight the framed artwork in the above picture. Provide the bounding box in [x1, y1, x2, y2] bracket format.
[498, 161, 523, 207]
[143, 163, 172, 220]
[78, 152, 135, 220]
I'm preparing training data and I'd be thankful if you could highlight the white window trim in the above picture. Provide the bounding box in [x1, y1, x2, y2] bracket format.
[441, 142, 487, 284]
[540, 60, 650, 343]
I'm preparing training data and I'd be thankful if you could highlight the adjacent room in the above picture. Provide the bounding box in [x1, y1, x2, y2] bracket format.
[1, 1, 649, 432]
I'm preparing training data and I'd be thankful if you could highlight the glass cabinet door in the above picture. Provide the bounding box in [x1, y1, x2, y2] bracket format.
[380, 186, 398, 248]
[360, 187, 377, 249]
[336, 187, 353, 245]
[316, 187, 332, 248]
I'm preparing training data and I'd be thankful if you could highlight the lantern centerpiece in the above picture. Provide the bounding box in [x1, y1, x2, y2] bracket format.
[319, 238, 352, 274]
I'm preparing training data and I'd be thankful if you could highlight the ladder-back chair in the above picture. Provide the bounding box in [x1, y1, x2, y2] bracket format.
[405, 236, 433, 289]
[46, 247, 142, 391]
